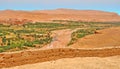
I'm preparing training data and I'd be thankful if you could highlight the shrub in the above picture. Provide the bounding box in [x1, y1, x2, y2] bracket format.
[0, 48, 5, 52]
[24, 41, 34, 47]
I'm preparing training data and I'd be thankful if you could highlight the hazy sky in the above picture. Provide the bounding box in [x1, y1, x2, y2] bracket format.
[0, 0, 120, 14]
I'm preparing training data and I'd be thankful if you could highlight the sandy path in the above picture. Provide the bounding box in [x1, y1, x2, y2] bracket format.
[3, 56, 120, 69]
[44, 29, 73, 48]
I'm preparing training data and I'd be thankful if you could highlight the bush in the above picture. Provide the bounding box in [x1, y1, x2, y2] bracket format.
[32, 37, 52, 45]
[0, 48, 5, 52]
[24, 41, 34, 47]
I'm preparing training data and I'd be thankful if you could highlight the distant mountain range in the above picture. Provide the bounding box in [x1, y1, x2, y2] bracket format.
[0, 9, 120, 24]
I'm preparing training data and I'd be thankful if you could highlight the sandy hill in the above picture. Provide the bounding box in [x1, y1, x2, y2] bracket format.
[0, 9, 120, 24]
[0, 10, 50, 23]
[71, 27, 120, 48]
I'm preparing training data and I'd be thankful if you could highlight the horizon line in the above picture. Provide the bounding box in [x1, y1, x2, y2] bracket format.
[0, 8, 119, 15]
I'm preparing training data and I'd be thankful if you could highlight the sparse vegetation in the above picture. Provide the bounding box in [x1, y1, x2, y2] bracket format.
[67, 21, 120, 46]
[67, 29, 96, 46]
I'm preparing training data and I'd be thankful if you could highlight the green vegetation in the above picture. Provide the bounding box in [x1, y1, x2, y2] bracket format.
[67, 29, 96, 46]
[0, 21, 120, 52]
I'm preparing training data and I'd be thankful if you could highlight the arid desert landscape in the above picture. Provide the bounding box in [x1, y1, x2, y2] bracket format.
[0, 9, 120, 69]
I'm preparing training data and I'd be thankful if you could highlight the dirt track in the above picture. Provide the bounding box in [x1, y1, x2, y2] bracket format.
[0, 47, 120, 68]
